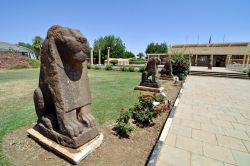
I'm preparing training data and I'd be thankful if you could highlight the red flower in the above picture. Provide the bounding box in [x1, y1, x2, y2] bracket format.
[155, 107, 161, 113]
[162, 104, 168, 111]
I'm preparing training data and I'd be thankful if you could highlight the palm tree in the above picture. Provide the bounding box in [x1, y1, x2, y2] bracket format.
[32, 36, 43, 60]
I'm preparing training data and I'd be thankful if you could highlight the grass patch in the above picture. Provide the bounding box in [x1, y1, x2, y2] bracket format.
[9, 65, 29, 69]
[0, 69, 140, 165]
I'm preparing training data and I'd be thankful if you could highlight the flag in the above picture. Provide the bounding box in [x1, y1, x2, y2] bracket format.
[209, 36, 212, 44]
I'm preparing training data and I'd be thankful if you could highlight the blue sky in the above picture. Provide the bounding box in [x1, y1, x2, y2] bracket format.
[0, 0, 249, 54]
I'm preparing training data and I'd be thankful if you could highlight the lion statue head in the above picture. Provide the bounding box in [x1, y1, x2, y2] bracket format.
[45, 25, 89, 63]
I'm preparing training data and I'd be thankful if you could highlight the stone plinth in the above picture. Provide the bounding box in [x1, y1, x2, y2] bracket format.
[134, 86, 164, 93]
[140, 82, 160, 88]
[160, 76, 174, 80]
[27, 128, 103, 165]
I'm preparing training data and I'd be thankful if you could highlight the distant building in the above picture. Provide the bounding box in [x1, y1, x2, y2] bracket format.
[0, 41, 35, 59]
[105, 58, 130, 65]
[147, 42, 250, 67]
[168, 42, 250, 67]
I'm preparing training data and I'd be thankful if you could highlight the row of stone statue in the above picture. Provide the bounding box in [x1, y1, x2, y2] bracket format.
[28, 25, 177, 164]
[31, 25, 173, 150]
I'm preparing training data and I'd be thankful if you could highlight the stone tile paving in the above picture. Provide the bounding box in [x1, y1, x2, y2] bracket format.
[156, 76, 250, 166]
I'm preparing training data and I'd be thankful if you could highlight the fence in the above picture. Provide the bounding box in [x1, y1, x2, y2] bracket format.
[226, 64, 250, 72]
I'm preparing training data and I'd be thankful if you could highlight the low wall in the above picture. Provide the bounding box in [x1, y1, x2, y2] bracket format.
[226, 64, 250, 72]
[0, 51, 31, 69]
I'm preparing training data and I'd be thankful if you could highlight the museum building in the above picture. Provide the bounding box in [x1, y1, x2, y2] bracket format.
[168, 42, 250, 67]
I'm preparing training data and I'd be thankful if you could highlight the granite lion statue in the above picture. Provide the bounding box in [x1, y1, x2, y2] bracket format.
[140, 57, 161, 88]
[160, 58, 173, 77]
[33, 25, 98, 148]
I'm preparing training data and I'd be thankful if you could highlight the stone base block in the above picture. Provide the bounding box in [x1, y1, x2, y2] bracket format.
[140, 82, 160, 88]
[134, 86, 164, 93]
[27, 128, 103, 165]
[36, 123, 99, 148]
[159, 76, 174, 80]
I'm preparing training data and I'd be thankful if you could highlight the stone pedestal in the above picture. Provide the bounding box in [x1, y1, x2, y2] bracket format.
[27, 128, 103, 165]
[134, 86, 164, 93]
[140, 82, 160, 88]
[160, 75, 174, 80]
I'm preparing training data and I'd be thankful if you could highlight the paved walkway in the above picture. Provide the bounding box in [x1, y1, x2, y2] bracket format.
[156, 76, 250, 166]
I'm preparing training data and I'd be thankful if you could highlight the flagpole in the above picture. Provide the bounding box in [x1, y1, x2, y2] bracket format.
[223, 34, 226, 43]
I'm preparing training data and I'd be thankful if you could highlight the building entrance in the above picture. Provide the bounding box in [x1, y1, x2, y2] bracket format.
[213, 55, 226, 67]
[197, 55, 209, 66]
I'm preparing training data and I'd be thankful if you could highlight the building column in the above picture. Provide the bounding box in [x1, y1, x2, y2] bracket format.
[247, 55, 250, 64]
[90, 48, 94, 64]
[226, 55, 229, 65]
[98, 49, 101, 65]
[227, 55, 231, 64]
[243, 55, 246, 65]
[195, 55, 198, 66]
[210, 54, 214, 67]
[107, 47, 110, 65]
[189, 54, 192, 66]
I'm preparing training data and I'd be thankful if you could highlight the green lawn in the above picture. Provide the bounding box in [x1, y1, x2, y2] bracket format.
[0, 69, 140, 165]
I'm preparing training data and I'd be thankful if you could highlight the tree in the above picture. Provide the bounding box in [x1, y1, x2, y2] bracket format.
[17, 42, 35, 52]
[123, 51, 135, 58]
[170, 53, 190, 75]
[145, 42, 168, 54]
[137, 52, 145, 59]
[93, 35, 126, 63]
[32, 36, 43, 60]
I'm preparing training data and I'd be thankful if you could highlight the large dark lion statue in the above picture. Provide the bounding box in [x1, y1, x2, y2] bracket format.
[33, 25, 98, 148]
[140, 57, 161, 88]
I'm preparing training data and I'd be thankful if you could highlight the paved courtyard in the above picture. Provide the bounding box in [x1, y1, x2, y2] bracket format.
[156, 76, 250, 166]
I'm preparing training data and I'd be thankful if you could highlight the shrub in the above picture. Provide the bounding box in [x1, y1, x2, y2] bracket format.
[171, 53, 190, 75]
[115, 122, 134, 137]
[121, 66, 129, 72]
[94, 65, 101, 70]
[155, 103, 169, 114]
[114, 94, 168, 137]
[87, 63, 92, 69]
[153, 93, 165, 103]
[27, 58, 40, 68]
[115, 108, 134, 137]
[139, 66, 145, 72]
[177, 73, 186, 80]
[105, 64, 113, 70]
[131, 95, 168, 124]
[110, 59, 118, 66]
[121, 66, 126, 71]
[244, 68, 250, 77]
[129, 58, 145, 64]
[125, 67, 129, 72]
[128, 66, 135, 72]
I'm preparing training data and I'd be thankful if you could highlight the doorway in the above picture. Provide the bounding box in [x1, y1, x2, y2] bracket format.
[197, 55, 209, 66]
[213, 55, 226, 67]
